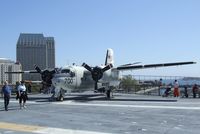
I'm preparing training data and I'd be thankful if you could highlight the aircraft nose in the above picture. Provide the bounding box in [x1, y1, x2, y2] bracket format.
[52, 77, 61, 86]
[52, 77, 65, 87]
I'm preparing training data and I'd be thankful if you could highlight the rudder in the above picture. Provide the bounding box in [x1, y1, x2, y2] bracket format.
[105, 48, 114, 66]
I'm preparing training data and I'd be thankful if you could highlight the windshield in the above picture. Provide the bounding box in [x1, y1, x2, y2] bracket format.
[61, 69, 75, 77]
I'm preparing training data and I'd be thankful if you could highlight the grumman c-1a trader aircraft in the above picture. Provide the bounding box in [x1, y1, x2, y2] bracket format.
[6, 49, 196, 101]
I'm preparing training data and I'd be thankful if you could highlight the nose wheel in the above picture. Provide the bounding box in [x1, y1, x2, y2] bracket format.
[57, 95, 64, 101]
[57, 93, 64, 101]
[56, 89, 65, 101]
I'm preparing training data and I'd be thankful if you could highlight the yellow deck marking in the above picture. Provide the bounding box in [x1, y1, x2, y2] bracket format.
[0, 122, 111, 134]
[0, 122, 44, 133]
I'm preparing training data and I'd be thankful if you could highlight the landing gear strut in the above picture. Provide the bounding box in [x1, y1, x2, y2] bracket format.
[57, 94, 64, 101]
[106, 89, 111, 99]
[56, 89, 65, 101]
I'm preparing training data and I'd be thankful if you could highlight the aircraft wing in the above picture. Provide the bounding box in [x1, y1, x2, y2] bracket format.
[116, 61, 196, 71]
[5, 70, 38, 74]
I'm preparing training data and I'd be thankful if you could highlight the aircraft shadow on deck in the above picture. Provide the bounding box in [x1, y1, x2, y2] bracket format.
[27, 94, 177, 103]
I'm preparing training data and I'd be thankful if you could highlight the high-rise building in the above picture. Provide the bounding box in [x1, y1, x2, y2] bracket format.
[0, 58, 22, 85]
[16, 33, 55, 80]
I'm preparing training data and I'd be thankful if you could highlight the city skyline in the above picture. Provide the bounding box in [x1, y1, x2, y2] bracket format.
[0, 0, 199, 77]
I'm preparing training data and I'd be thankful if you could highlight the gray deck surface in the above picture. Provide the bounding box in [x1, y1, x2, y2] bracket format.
[0, 93, 199, 134]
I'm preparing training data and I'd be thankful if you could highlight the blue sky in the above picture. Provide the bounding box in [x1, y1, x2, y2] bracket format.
[0, 0, 199, 77]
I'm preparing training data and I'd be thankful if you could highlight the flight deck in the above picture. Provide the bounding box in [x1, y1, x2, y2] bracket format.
[0, 93, 200, 134]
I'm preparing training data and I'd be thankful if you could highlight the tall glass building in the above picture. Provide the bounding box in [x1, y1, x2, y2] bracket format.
[16, 33, 55, 81]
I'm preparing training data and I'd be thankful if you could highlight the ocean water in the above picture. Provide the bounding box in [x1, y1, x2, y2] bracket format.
[162, 79, 200, 86]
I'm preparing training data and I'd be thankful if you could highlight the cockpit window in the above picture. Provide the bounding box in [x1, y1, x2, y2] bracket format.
[61, 69, 75, 77]
[61, 69, 70, 74]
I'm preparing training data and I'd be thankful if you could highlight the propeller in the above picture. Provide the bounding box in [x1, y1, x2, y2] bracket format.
[34, 65, 56, 86]
[82, 63, 113, 90]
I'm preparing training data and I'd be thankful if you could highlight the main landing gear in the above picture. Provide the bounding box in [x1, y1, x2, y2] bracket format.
[106, 89, 111, 98]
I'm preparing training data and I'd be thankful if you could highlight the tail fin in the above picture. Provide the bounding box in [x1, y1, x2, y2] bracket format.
[105, 48, 114, 66]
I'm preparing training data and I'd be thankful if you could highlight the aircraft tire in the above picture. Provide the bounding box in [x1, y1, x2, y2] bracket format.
[60, 96, 64, 101]
[57, 94, 64, 101]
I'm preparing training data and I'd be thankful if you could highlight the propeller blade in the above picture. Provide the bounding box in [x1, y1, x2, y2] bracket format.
[34, 65, 42, 73]
[82, 63, 92, 72]
[50, 70, 56, 74]
[102, 64, 113, 72]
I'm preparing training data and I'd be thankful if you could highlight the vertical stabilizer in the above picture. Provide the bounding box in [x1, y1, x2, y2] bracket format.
[105, 48, 114, 66]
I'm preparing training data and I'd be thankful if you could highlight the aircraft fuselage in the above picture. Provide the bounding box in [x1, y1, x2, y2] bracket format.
[51, 65, 120, 93]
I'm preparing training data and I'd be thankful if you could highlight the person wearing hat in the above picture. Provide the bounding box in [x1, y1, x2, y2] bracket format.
[1, 80, 12, 111]
[17, 80, 27, 109]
